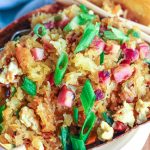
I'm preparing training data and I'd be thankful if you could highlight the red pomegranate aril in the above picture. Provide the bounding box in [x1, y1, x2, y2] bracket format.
[31, 48, 45, 61]
[113, 64, 133, 83]
[113, 121, 127, 132]
[48, 73, 54, 86]
[98, 70, 110, 84]
[94, 89, 104, 100]
[58, 85, 75, 108]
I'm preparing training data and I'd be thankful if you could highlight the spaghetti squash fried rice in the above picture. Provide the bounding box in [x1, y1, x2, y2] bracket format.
[0, 4, 149, 150]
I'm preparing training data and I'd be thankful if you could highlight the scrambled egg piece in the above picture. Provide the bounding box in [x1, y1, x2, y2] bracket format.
[97, 121, 114, 141]
[32, 137, 44, 150]
[135, 99, 150, 124]
[64, 72, 82, 85]
[113, 101, 135, 127]
[0, 60, 22, 84]
[19, 106, 40, 132]
[73, 53, 98, 72]
[63, 114, 73, 127]
[36, 103, 55, 132]
[50, 38, 67, 55]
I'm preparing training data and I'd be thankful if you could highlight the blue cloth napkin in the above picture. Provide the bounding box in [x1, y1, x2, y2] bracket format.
[0, 0, 54, 29]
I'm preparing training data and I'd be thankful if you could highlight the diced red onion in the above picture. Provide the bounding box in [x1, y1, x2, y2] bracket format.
[98, 70, 110, 84]
[44, 21, 55, 29]
[94, 89, 104, 100]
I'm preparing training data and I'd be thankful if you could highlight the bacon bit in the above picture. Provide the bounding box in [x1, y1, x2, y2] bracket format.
[43, 39, 55, 52]
[104, 43, 120, 54]
[48, 72, 54, 86]
[58, 85, 75, 107]
[90, 37, 105, 54]
[113, 64, 133, 83]
[31, 48, 45, 61]
[113, 121, 127, 132]
[55, 19, 69, 28]
[98, 70, 110, 84]
[24, 139, 31, 146]
[42, 132, 52, 139]
[138, 43, 150, 59]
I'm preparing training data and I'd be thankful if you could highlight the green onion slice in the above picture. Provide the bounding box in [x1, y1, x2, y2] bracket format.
[0, 124, 3, 134]
[104, 26, 129, 42]
[100, 51, 104, 65]
[80, 4, 88, 13]
[127, 29, 140, 38]
[21, 77, 37, 96]
[71, 136, 86, 150]
[33, 24, 47, 38]
[54, 52, 68, 86]
[144, 58, 150, 65]
[80, 80, 96, 115]
[64, 13, 95, 32]
[80, 111, 96, 142]
[73, 107, 79, 124]
[102, 112, 113, 126]
[60, 127, 70, 150]
[74, 22, 100, 53]
[0, 105, 5, 123]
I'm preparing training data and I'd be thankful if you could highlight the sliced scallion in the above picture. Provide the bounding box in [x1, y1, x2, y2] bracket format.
[54, 52, 68, 86]
[21, 77, 37, 96]
[70, 136, 86, 150]
[100, 52, 104, 65]
[127, 29, 140, 38]
[80, 4, 88, 13]
[74, 23, 100, 53]
[104, 26, 129, 42]
[64, 13, 95, 32]
[33, 24, 47, 38]
[102, 112, 113, 126]
[80, 80, 96, 115]
[73, 107, 79, 124]
[80, 111, 96, 142]
[144, 58, 150, 64]
[0, 105, 5, 123]
[60, 127, 70, 150]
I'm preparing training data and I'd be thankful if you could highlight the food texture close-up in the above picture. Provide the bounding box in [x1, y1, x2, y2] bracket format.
[0, 0, 149, 150]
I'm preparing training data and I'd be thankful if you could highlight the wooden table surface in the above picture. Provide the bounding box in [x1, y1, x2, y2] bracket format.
[142, 135, 150, 150]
